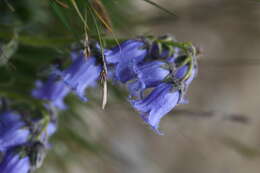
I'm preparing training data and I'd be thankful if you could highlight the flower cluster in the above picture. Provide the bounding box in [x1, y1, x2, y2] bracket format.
[0, 111, 56, 173]
[32, 46, 102, 110]
[105, 36, 198, 134]
[0, 35, 197, 172]
[32, 35, 198, 135]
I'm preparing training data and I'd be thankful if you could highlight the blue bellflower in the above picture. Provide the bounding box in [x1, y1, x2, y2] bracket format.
[123, 38, 198, 134]
[129, 65, 196, 134]
[57, 51, 102, 102]
[32, 75, 70, 110]
[128, 60, 170, 98]
[105, 40, 148, 83]
[0, 150, 30, 173]
[0, 112, 30, 152]
[130, 83, 180, 135]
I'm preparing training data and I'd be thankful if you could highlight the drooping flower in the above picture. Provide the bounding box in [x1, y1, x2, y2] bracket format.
[124, 36, 198, 134]
[127, 60, 170, 98]
[130, 83, 180, 135]
[32, 48, 103, 107]
[0, 149, 30, 173]
[129, 62, 197, 134]
[32, 75, 70, 110]
[57, 50, 102, 102]
[0, 112, 30, 152]
[105, 39, 148, 83]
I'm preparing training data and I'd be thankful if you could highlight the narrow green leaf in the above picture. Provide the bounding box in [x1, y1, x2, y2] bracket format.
[89, 6, 109, 109]
[70, 0, 88, 28]
[141, 0, 177, 17]
[49, 1, 74, 33]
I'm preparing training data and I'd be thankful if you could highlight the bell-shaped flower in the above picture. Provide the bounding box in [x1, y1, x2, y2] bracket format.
[0, 112, 30, 152]
[0, 150, 30, 173]
[57, 51, 102, 102]
[105, 40, 148, 83]
[129, 62, 197, 134]
[32, 75, 70, 110]
[127, 60, 170, 98]
[130, 83, 180, 135]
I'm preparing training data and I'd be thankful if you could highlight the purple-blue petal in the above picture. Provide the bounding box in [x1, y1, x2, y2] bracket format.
[105, 40, 147, 64]
[127, 80, 145, 98]
[115, 58, 137, 83]
[175, 65, 188, 79]
[32, 75, 70, 110]
[135, 61, 169, 88]
[59, 53, 102, 102]
[46, 122, 57, 137]
[130, 83, 180, 134]
[0, 150, 30, 173]
[0, 112, 30, 152]
[127, 61, 170, 98]
[105, 40, 148, 83]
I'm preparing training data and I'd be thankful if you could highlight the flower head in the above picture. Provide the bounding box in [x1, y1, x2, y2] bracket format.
[122, 36, 198, 134]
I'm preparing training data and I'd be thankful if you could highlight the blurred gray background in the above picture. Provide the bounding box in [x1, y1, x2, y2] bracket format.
[41, 0, 260, 172]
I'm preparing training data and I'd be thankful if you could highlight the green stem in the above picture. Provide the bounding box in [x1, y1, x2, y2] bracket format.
[35, 115, 50, 140]
[181, 61, 193, 82]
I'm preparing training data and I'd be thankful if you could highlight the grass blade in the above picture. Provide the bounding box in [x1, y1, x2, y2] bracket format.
[49, 1, 73, 33]
[141, 0, 177, 17]
[91, 0, 113, 33]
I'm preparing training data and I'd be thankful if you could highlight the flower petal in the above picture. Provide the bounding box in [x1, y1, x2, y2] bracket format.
[59, 53, 102, 102]
[0, 150, 30, 173]
[32, 75, 70, 110]
[0, 112, 30, 152]
[130, 83, 179, 134]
